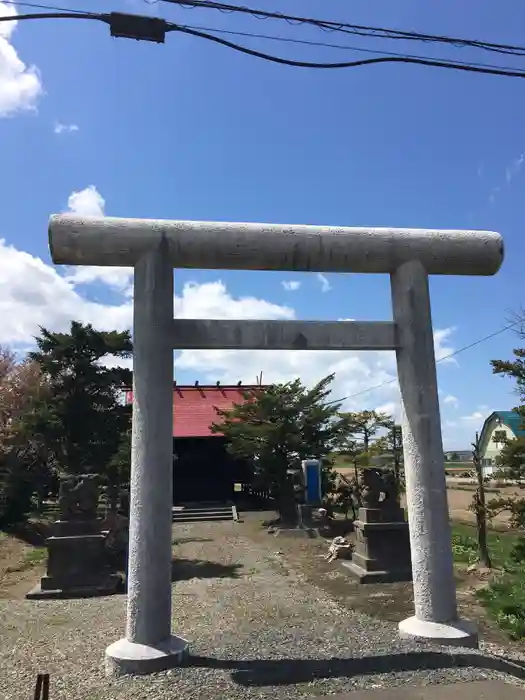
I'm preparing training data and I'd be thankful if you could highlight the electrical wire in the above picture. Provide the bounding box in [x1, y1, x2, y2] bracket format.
[3, 6, 525, 78]
[158, 0, 525, 58]
[325, 318, 524, 407]
[1, 0, 97, 13]
[0, 11, 102, 22]
[173, 24, 525, 77]
[177, 22, 525, 74]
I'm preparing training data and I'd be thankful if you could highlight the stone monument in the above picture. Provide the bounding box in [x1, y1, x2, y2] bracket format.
[27, 474, 120, 599]
[342, 468, 412, 583]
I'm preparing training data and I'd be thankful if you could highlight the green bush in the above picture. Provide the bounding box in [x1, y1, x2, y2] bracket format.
[451, 532, 478, 564]
[511, 536, 525, 565]
[477, 575, 525, 639]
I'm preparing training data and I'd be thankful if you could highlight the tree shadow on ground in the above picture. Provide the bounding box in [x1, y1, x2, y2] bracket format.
[2, 519, 51, 546]
[171, 558, 243, 582]
[187, 650, 525, 687]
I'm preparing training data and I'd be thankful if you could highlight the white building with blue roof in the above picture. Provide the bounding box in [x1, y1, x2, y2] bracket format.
[478, 410, 525, 476]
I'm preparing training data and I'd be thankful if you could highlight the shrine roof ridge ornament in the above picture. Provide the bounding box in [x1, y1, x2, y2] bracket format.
[49, 214, 504, 276]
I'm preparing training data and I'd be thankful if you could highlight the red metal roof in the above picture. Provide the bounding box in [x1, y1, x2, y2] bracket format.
[125, 385, 263, 438]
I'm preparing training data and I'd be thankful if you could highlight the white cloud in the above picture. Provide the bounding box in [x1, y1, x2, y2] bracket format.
[316, 272, 332, 293]
[175, 280, 295, 321]
[0, 2, 42, 117]
[505, 153, 524, 185]
[62, 186, 136, 293]
[54, 122, 79, 134]
[443, 394, 458, 406]
[282, 280, 301, 292]
[67, 185, 105, 217]
[433, 327, 456, 363]
[0, 239, 133, 345]
[63, 266, 134, 295]
[461, 411, 485, 422]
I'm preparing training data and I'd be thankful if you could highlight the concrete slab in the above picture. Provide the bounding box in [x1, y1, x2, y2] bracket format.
[319, 680, 525, 700]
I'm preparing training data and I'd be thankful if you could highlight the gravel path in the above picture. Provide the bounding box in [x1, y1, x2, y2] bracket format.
[2, 519, 525, 699]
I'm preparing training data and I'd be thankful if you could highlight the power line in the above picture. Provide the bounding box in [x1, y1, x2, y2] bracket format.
[3, 8, 525, 77]
[158, 0, 525, 58]
[177, 22, 525, 74]
[174, 24, 525, 76]
[0, 10, 100, 22]
[326, 318, 524, 407]
[1, 0, 96, 13]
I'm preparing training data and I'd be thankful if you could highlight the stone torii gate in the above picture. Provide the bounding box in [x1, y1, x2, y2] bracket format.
[48, 216, 503, 676]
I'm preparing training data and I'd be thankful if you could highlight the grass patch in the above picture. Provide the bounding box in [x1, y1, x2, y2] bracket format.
[23, 547, 47, 565]
[5, 546, 47, 574]
[477, 576, 525, 639]
[451, 523, 518, 567]
[451, 522, 525, 640]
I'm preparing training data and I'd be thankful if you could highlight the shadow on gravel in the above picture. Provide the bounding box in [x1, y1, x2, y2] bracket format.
[188, 650, 525, 686]
[171, 558, 243, 582]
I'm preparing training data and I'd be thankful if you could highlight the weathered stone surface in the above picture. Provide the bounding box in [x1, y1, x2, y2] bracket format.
[27, 473, 120, 600]
[27, 532, 120, 599]
[343, 507, 412, 584]
[58, 473, 99, 522]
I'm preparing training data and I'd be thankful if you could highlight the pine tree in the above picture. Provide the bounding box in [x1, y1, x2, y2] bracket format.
[487, 324, 525, 532]
[383, 421, 405, 501]
[211, 374, 347, 524]
[28, 322, 132, 491]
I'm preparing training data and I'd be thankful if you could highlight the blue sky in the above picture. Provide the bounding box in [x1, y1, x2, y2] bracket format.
[1, 0, 524, 448]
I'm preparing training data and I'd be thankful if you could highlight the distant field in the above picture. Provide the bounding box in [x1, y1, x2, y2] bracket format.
[445, 462, 473, 471]
[330, 456, 472, 473]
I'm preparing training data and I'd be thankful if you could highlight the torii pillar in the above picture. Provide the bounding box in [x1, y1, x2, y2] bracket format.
[48, 216, 504, 675]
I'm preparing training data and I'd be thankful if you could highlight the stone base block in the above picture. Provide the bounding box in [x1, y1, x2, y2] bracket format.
[272, 527, 318, 538]
[398, 615, 478, 649]
[105, 635, 190, 677]
[26, 574, 121, 600]
[341, 561, 412, 584]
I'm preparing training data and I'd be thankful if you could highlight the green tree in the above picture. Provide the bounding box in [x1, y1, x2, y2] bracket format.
[211, 374, 348, 525]
[450, 451, 460, 462]
[28, 322, 132, 500]
[0, 348, 54, 524]
[487, 330, 525, 531]
[469, 431, 492, 568]
[339, 410, 392, 473]
[383, 421, 404, 500]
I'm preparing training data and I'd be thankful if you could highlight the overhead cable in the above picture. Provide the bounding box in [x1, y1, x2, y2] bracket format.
[326, 318, 524, 406]
[157, 0, 525, 57]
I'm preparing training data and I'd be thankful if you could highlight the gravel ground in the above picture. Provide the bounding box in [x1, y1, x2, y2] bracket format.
[2, 519, 525, 699]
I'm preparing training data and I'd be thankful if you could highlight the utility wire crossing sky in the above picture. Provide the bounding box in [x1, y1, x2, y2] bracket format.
[4, 0, 525, 77]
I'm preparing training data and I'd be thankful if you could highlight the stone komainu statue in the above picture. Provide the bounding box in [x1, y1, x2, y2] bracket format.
[58, 474, 99, 521]
[359, 468, 397, 509]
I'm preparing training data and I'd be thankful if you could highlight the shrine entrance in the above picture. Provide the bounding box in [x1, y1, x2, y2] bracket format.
[48, 214, 504, 676]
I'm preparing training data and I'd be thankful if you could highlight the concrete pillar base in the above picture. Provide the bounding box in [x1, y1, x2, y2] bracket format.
[105, 635, 189, 677]
[398, 615, 478, 649]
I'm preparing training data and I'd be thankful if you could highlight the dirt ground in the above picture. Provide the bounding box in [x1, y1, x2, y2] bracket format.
[446, 485, 522, 526]
[240, 511, 517, 649]
[0, 506, 520, 650]
[0, 521, 48, 600]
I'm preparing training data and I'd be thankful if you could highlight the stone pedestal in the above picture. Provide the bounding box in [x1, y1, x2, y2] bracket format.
[27, 518, 120, 600]
[271, 504, 322, 538]
[342, 506, 412, 584]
